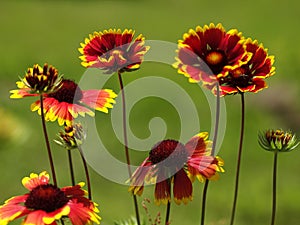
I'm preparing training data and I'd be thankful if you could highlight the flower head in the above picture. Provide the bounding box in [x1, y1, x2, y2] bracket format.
[55, 123, 86, 149]
[79, 29, 150, 74]
[129, 132, 224, 205]
[214, 39, 275, 95]
[258, 129, 299, 152]
[0, 171, 100, 225]
[10, 63, 62, 98]
[174, 23, 250, 86]
[29, 79, 117, 125]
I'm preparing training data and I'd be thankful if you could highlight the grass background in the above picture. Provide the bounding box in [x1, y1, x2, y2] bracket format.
[1, 0, 300, 224]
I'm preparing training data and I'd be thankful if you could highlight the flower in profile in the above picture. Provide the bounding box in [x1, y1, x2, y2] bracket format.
[174, 23, 250, 86]
[214, 39, 275, 95]
[54, 122, 86, 149]
[0, 171, 100, 225]
[129, 132, 224, 205]
[78, 29, 150, 74]
[258, 129, 299, 152]
[10, 63, 62, 98]
[20, 78, 117, 126]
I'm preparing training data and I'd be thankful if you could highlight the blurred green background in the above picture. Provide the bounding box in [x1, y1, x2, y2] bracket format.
[1, 0, 300, 225]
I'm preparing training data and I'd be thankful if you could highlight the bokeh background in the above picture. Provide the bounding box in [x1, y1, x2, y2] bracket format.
[1, 0, 300, 224]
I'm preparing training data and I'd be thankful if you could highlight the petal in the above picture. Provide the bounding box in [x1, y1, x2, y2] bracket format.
[22, 172, 49, 190]
[42, 206, 70, 224]
[0, 195, 30, 224]
[81, 89, 117, 113]
[154, 179, 171, 205]
[173, 169, 193, 205]
[128, 158, 153, 196]
[68, 201, 101, 225]
[185, 132, 210, 157]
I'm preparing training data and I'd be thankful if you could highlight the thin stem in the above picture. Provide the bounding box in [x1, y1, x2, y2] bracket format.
[229, 93, 245, 225]
[117, 71, 141, 225]
[39, 95, 57, 186]
[78, 146, 92, 200]
[117, 71, 132, 176]
[165, 201, 171, 225]
[270, 151, 278, 225]
[201, 180, 209, 225]
[67, 150, 75, 186]
[200, 84, 221, 225]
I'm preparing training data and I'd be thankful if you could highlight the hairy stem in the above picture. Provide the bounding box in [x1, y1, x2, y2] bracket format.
[200, 84, 221, 225]
[117, 71, 141, 225]
[67, 150, 75, 186]
[40, 95, 57, 185]
[230, 93, 245, 225]
[165, 201, 171, 225]
[270, 151, 278, 225]
[78, 146, 92, 200]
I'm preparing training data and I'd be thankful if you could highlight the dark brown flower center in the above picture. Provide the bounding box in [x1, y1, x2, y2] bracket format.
[149, 140, 187, 167]
[25, 184, 69, 212]
[219, 67, 252, 88]
[205, 50, 227, 74]
[48, 79, 83, 103]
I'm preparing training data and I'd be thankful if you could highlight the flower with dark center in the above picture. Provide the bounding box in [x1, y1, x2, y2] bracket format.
[25, 184, 69, 212]
[10, 63, 62, 98]
[78, 28, 150, 74]
[0, 171, 100, 225]
[214, 38, 275, 96]
[29, 78, 117, 126]
[129, 132, 224, 205]
[258, 129, 299, 152]
[174, 23, 250, 87]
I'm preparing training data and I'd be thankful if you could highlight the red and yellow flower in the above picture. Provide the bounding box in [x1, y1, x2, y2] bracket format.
[213, 39, 275, 95]
[129, 132, 224, 205]
[174, 23, 250, 86]
[78, 29, 150, 74]
[0, 171, 100, 225]
[10, 64, 62, 98]
[10, 77, 117, 126]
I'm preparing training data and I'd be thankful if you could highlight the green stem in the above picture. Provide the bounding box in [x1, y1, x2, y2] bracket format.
[270, 151, 278, 225]
[200, 84, 221, 225]
[78, 146, 92, 200]
[230, 93, 245, 225]
[165, 201, 171, 225]
[117, 71, 141, 225]
[67, 150, 75, 186]
[39, 95, 57, 186]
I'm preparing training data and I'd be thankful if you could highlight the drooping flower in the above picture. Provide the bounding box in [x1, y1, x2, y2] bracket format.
[11, 78, 117, 126]
[174, 23, 250, 87]
[54, 122, 86, 149]
[0, 171, 100, 225]
[78, 28, 150, 74]
[213, 39, 275, 95]
[10, 63, 62, 98]
[129, 132, 224, 205]
[258, 129, 299, 152]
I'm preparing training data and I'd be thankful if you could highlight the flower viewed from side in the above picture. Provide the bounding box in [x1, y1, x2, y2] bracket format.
[78, 29, 150, 74]
[174, 23, 250, 87]
[10, 63, 62, 98]
[11, 78, 117, 126]
[258, 129, 299, 152]
[129, 132, 224, 205]
[0, 171, 100, 225]
[54, 123, 86, 149]
[214, 39, 275, 95]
